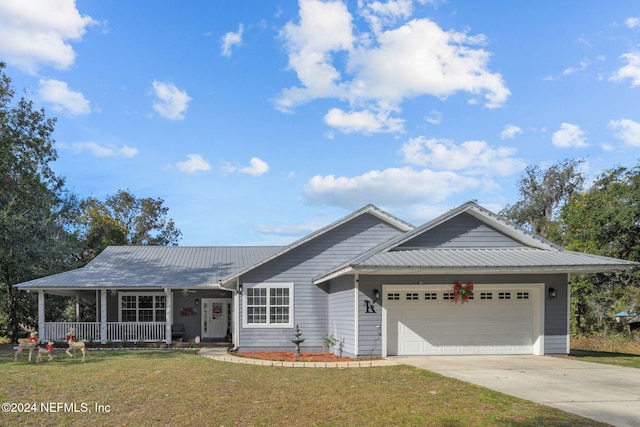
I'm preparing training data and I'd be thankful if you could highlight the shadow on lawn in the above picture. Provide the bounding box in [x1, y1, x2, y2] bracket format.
[571, 349, 640, 358]
[2, 346, 200, 365]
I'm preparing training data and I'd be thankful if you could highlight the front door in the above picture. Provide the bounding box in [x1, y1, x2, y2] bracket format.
[201, 298, 229, 339]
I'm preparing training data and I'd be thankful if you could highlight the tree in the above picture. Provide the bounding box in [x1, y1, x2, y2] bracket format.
[500, 159, 585, 240]
[0, 63, 83, 341]
[79, 189, 181, 260]
[560, 166, 640, 333]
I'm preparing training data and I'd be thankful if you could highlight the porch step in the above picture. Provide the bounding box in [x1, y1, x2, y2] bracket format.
[198, 346, 231, 357]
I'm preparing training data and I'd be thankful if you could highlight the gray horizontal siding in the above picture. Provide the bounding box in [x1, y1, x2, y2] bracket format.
[327, 275, 355, 357]
[238, 213, 406, 352]
[397, 213, 524, 249]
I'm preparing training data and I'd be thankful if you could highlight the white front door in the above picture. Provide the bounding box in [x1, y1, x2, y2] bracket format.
[201, 298, 229, 339]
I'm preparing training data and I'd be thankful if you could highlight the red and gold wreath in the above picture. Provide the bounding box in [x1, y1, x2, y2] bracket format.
[453, 281, 474, 304]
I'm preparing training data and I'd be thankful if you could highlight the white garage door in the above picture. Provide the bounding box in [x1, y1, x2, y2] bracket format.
[385, 285, 539, 356]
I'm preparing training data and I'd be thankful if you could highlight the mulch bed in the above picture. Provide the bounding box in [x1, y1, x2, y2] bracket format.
[236, 351, 360, 362]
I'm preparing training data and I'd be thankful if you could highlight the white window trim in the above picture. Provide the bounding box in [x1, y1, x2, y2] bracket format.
[242, 283, 294, 328]
[118, 292, 166, 322]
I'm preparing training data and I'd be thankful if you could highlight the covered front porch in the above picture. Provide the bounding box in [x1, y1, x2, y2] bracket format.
[33, 287, 234, 344]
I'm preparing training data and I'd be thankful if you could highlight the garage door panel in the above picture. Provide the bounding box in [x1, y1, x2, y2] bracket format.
[386, 286, 537, 356]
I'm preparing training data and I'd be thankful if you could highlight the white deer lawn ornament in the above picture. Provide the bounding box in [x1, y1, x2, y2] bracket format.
[14, 323, 39, 362]
[65, 328, 86, 362]
[37, 342, 55, 363]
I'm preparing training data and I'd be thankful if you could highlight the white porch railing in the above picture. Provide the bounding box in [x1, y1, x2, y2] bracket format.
[44, 322, 167, 343]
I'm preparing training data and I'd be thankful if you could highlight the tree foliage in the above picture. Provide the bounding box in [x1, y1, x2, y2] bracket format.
[0, 63, 83, 341]
[560, 166, 640, 333]
[500, 159, 585, 240]
[79, 189, 182, 260]
[0, 65, 183, 340]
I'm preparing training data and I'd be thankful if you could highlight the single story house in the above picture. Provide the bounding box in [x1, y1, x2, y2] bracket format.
[16, 201, 638, 357]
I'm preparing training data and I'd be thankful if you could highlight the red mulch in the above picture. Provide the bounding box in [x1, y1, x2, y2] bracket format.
[236, 351, 357, 362]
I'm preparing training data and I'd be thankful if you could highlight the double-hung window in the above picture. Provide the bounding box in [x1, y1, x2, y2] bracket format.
[243, 283, 293, 328]
[119, 293, 166, 322]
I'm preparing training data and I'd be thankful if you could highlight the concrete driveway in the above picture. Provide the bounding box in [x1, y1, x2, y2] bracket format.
[392, 355, 640, 427]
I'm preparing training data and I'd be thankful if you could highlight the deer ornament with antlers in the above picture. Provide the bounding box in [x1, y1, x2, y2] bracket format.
[65, 328, 86, 362]
[13, 324, 39, 362]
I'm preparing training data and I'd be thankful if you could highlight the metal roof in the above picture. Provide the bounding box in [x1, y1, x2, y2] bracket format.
[16, 246, 282, 290]
[313, 247, 638, 283]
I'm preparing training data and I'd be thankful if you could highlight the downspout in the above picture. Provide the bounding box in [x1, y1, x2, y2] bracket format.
[566, 273, 572, 354]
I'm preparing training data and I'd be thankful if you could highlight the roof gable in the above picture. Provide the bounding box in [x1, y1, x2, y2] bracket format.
[387, 201, 558, 253]
[396, 212, 526, 249]
[219, 204, 414, 284]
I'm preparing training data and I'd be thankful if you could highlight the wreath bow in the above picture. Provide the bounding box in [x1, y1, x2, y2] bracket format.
[453, 281, 474, 304]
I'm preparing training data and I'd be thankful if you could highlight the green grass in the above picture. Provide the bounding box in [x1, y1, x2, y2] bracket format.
[569, 349, 640, 368]
[1, 349, 605, 426]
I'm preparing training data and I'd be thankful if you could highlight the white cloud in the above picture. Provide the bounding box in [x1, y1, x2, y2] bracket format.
[552, 123, 587, 148]
[151, 81, 192, 120]
[359, 0, 413, 35]
[347, 19, 509, 108]
[225, 157, 270, 176]
[609, 119, 640, 147]
[0, 0, 95, 74]
[625, 17, 639, 29]
[276, 1, 509, 134]
[425, 110, 442, 124]
[304, 167, 481, 209]
[276, 0, 354, 111]
[69, 141, 137, 158]
[38, 78, 90, 116]
[324, 107, 404, 134]
[500, 124, 522, 139]
[176, 154, 211, 173]
[611, 52, 640, 87]
[562, 59, 589, 75]
[400, 137, 526, 176]
[254, 221, 326, 237]
[221, 24, 244, 57]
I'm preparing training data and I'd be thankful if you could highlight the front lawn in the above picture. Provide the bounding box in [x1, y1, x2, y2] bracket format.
[569, 334, 640, 368]
[1, 347, 605, 426]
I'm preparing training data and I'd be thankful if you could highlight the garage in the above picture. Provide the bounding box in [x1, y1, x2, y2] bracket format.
[384, 285, 543, 356]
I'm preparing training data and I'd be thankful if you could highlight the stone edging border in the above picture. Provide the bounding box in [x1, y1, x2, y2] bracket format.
[199, 351, 398, 368]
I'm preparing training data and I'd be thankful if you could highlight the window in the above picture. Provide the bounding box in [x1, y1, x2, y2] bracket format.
[406, 293, 419, 300]
[119, 293, 166, 322]
[424, 293, 437, 300]
[498, 292, 511, 300]
[443, 292, 455, 300]
[387, 293, 400, 300]
[244, 283, 293, 328]
[517, 292, 530, 300]
[480, 292, 493, 300]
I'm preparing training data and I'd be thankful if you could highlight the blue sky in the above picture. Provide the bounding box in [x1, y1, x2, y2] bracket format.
[1, 0, 639, 245]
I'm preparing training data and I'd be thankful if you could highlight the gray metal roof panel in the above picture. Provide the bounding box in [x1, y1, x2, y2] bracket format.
[312, 247, 638, 283]
[16, 245, 283, 289]
[356, 248, 638, 270]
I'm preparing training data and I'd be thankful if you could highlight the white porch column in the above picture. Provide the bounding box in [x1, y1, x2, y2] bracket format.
[234, 279, 240, 349]
[100, 290, 107, 344]
[38, 290, 45, 343]
[75, 294, 80, 322]
[165, 288, 172, 344]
